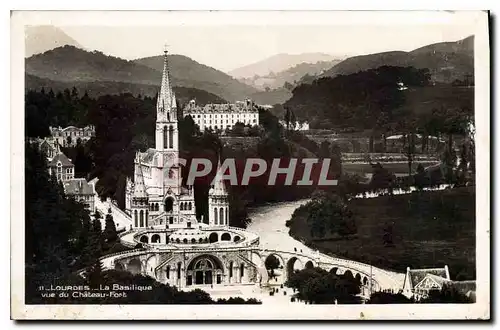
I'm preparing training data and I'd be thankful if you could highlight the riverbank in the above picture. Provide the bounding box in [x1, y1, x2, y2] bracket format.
[286, 186, 476, 280]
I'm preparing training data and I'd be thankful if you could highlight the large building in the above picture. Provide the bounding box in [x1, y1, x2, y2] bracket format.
[50, 125, 95, 147]
[183, 99, 259, 132]
[125, 49, 229, 230]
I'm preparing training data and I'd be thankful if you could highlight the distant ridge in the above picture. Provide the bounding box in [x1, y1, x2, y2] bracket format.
[25, 25, 83, 57]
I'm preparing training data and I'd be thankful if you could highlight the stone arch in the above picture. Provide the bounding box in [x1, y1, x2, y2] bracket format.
[183, 238, 188, 244]
[264, 253, 285, 284]
[233, 235, 241, 242]
[180, 203, 184, 211]
[191, 238, 196, 244]
[304, 260, 314, 269]
[114, 262, 124, 271]
[209, 232, 218, 243]
[151, 234, 160, 243]
[329, 267, 339, 275]
[344, 270, 354, 279]
[286, 257, 304, 279]
[140, 235, 148, 243]
[355, 273, 362, 285]
[363, 276, 368, 286]
[186, 254, 224, 286]
[221, 233, 231, 241]
[127, 259, 141, 275]
[165, 197, 174, 212]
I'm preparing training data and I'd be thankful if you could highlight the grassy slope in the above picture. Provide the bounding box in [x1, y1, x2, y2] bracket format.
[288, 187, 476, 280]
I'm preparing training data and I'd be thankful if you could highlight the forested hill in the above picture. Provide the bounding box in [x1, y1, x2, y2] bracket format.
[25, 46, 259, 103]
[284, 66, 473, 131]
[25, 74, 227, 105]
[318, 36, 474, 84]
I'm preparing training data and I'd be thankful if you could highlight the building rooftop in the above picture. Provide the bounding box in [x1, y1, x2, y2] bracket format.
[47, 152, 74, 167]
[184, 99, 258, 114]
[408, 267, 449, 289]
[64, 178, 95, 196]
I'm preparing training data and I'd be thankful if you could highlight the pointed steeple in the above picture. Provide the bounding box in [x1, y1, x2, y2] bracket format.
[211, 153, 228, 196]
[133, 154, 148, 198]
[156, 46, 176, 121]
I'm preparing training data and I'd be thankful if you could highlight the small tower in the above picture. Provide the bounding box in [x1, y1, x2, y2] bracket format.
[131, 154, 149, 229]
[208, 154, 229, 227]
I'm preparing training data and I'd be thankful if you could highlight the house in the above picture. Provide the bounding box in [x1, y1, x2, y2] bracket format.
[47, 152, 75, 182]
[402, 266, 476, 302]
[64, 178, 96, 212]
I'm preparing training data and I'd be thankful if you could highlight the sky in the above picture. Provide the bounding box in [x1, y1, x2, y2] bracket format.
[59, 19, 475, 73]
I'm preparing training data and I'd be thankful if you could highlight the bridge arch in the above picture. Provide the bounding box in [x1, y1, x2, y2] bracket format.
[127, 258, 141, 275]
[264, 253, 285, 284]
[221, 233, 231, 241]
[209, 232, 218, 243]
[140, 235, 149, 243]
[304, 260, 314, 269]
[286, 256, 304, 279]
[114, 262, 124, 271]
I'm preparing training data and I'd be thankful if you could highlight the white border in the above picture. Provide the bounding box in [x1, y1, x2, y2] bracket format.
[10, 10, 490, 320]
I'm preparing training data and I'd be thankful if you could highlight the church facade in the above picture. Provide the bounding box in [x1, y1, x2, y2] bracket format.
[125, 49, 229, 230]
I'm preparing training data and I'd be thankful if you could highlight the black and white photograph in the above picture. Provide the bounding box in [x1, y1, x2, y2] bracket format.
[10, 10, 490, 320]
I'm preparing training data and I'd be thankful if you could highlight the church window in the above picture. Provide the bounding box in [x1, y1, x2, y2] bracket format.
[167, 112, 170, 122]
[169, 125, 174, 149]
[191, 238, 196, 244]
[188, 202, 192, 210]
[168, 169, 174, 178]
[165, 198, 174, 212]
[140, 210, 144, 227]
[169, 216, 174, 224]
[163, 125, 169, 150]
[134, 210, 138, 227]
[180, 203, 184, 211]
[177, 262, 181, 279]
[145, 210, 148, 227]
[166, 266, 170, 279]
[229, 261, 233, 278]
[240, 263, 244, 278]
[225, 208, 228, 225]
[214, 207, 218, 225]
[219, 207, 224, 224]
[183, 238, 188, 244]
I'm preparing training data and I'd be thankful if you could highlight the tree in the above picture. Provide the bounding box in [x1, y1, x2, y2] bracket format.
[369, 163, 395, 193]
[104, 209, 118, 243]
[265, 255, 281, 278]
[414, 163, 428, 190]
[382, 222, 395, 247]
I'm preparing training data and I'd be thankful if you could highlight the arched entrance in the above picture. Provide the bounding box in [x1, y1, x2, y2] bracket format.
[304, 260, 314, 269]
[140, 235, 149, 243]
[151, 234, 160, 243]
[114, 262, 124, 271]
[165, 197, 174, 213]
[221, 233, 231, 241]
[264, 254, 285, 284]
[186, 255, 224, 286]
[209, 232, 218, 243]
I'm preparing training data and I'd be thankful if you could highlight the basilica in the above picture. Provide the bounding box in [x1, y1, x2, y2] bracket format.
[125, 49, 229, 230]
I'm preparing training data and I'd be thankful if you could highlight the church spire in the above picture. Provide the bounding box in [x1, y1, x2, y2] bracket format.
[211, 153, 228, 196]
[156, 46, 176, 121]
[133, 154, 148, 198]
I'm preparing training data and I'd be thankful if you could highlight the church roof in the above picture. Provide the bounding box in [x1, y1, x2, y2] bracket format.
[47, 152, 73, 167]
[64, 178, 94, 196]
[407, 267, 449, 289]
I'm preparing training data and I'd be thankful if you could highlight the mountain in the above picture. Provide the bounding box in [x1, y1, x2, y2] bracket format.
[132, 55, 259, 102]
[25, 74, 227, 106]
[319, 36, 474, 84]
[25, 26, 83, 57]
[26, 46, 260, 103]
[229, 53, 341, 79]
[238, 59, 343, 91]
